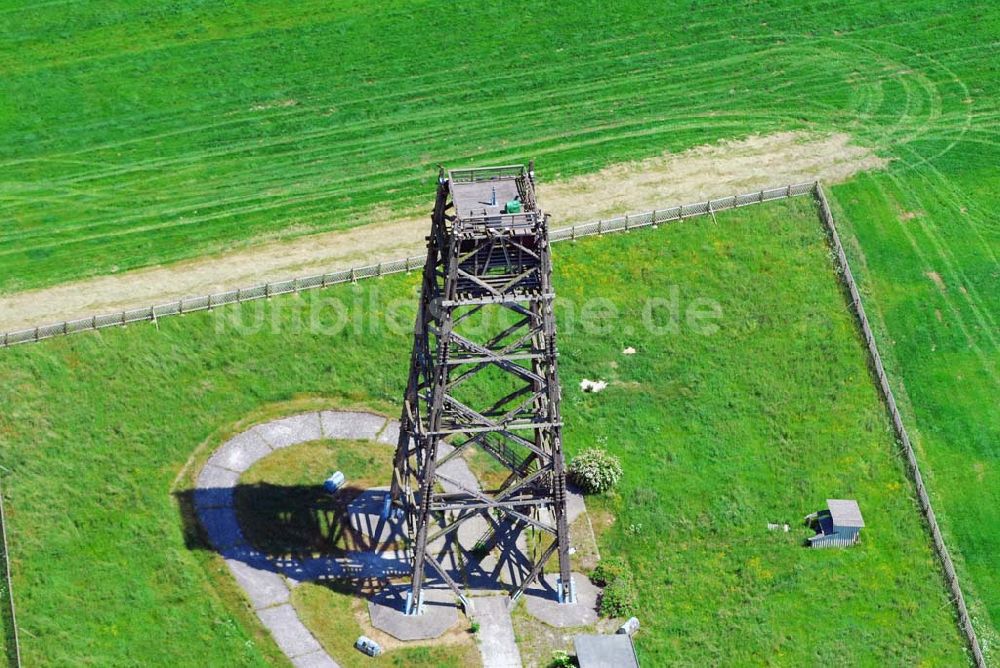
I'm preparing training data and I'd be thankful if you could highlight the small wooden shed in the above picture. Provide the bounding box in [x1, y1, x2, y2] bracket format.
[805, 499, 864, 548]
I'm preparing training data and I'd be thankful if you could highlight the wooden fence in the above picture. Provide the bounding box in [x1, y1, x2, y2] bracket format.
[0, 182, 815, 349]
[816, 183, 986, 668]
[0, 479, 21, 668]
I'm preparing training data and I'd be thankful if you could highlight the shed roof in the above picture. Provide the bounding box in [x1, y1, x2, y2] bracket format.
[574, 634, 640, 668]
[827, 499, 864, 528]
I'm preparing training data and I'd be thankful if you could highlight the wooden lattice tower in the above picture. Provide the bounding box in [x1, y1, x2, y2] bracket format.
[388, 163, 574, 612]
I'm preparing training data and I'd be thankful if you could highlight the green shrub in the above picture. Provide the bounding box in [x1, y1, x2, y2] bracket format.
[600, 576, 638, 618]
[549, 649, 574, 667]
[590, 556, 630, 587]
[567, 448, 622, 494]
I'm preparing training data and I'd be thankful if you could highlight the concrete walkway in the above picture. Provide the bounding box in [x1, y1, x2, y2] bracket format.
[471, 596, 523, 668]
[194, 409, 548, 668]
[194, 410, 403, 668]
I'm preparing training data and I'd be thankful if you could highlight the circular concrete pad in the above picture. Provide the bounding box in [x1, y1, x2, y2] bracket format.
[369, 585, 460, 641]
[524, 571, 599, 628]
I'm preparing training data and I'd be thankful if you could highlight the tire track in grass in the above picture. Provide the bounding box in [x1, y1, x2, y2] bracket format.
[1, 18, 986, 292]
[867, 175, 1000, 386]
[885, 163, 1000, 345]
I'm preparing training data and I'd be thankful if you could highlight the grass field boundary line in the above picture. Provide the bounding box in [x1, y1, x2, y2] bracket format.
[0, 182, 815, 349]
[816, 182, 987, 668]
[0, 478, 22, 668]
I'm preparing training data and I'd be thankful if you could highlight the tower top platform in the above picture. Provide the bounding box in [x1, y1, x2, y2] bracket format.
[446, 164, 540, 233]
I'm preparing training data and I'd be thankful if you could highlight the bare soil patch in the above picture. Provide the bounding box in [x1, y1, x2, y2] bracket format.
[0, 132, 884, 331]
[926, 271, 947, 290]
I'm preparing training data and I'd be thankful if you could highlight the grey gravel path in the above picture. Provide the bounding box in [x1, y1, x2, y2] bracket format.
[194, 410, 402, 668]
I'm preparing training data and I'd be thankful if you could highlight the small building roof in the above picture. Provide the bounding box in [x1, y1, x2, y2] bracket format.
[574, 634, 640, 668]
[827, 499, 864, 528]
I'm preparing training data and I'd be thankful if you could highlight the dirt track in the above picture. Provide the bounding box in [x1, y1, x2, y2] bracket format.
[2, 132, 884, 332]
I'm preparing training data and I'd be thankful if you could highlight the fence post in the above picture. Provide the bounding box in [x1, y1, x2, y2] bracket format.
[265, 282, 271, 299]
[624, 214, 630, 233]
[33, 327, 39, 342]
[651, 209, 657, 228]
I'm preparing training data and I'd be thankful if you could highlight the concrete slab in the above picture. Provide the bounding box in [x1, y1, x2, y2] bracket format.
[257, 604, 324, 659]
[197, 506, 246, 551]
[226, 558, 290, 610]
[471, 596, 522, 668]
[192, 485, 234, 510]
[574, 634, 639, 668]
[196, 463, 241, 493]
[369, 586, 459, 641]
[523, 572, 599, 628]
[377, 420, 401, 445]
[257, 413, 323, 449]
[292, 650, 340, 668]
[208, 430, 272, 473]
[347, 488, 407, 546]
[320, 411, 387, 441]
[566, 484, 587, 524]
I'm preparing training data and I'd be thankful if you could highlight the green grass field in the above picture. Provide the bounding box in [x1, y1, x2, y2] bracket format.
[0, 1, 995, 293]
[2, 0, 997, 663]
[0, 199, 969, 665]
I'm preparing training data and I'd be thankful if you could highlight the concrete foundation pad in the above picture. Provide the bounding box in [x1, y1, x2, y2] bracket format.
[369, 586, 460, 641]
[523, 571, 599, 628]
[257, 413, 323, 449]
[320, 411, 387, 441]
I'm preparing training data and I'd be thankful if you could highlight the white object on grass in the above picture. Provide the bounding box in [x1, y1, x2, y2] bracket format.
[579, 379, 608, 393]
